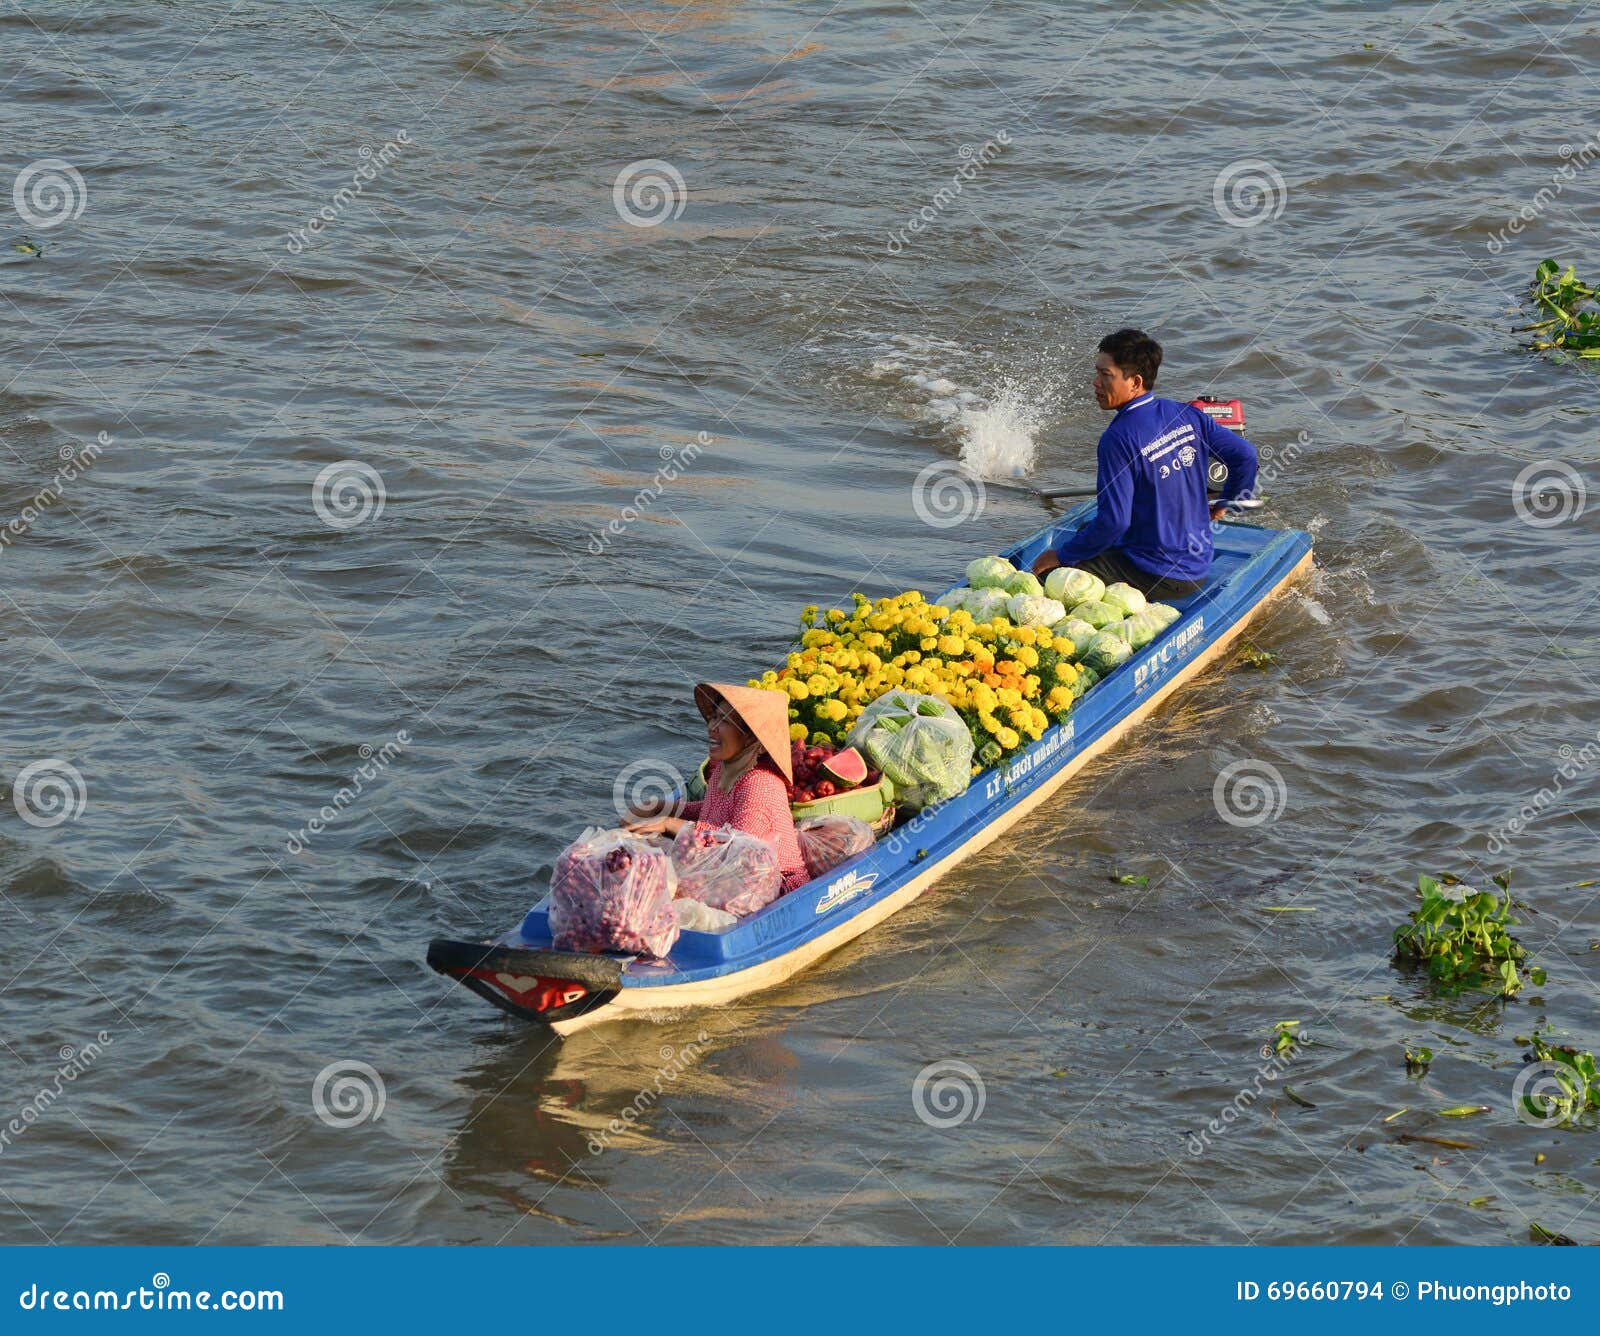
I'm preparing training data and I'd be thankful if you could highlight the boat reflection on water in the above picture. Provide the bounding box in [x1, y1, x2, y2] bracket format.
[439, 1012, 801, 1237]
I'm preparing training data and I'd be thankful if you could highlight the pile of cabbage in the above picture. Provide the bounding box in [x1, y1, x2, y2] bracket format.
[939, 555, 1181, 685]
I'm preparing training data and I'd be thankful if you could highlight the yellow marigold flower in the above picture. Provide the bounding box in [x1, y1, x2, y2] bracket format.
[997, 727, 1020, 750]
[938, 634, 965, 657]
[811, 729, 833, 746]
[905, 590, 925, 605]
[1024, 675, 1040, 693]
[789, 722, 809, 742]
[806, 674, 830, 695]
[979, 712, 1001, 732]
[1017, 645, 1039, 668]
[786, 680, 810, 701]
[902, 650, 921, 664]
[826, 699, 849, 722]
[919, 636, 938, 652]
[998, 687, 1023, 709]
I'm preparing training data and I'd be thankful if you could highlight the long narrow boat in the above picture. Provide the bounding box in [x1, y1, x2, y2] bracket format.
[428, 508, 1313, 1035]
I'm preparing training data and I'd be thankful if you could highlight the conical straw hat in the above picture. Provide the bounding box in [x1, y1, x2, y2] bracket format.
[693, 681, 794, 783]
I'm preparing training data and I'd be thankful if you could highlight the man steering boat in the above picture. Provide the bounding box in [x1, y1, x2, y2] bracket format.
[1033, 328, 1260, 599]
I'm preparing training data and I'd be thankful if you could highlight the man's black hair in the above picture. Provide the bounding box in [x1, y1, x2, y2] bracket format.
[1098, 328, 1162, 391]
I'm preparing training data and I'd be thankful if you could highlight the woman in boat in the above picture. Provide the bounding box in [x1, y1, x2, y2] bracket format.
[623, 682, 810, 894]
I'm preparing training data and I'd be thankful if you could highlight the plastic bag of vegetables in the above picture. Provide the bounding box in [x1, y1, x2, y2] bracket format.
[966, 555, 1017, 589]
[796, 813, 876, 880]
[1006, 593, 1068, 627]
[1081, 631, 1133, 676]
[1069, 599, 1122, 629]
[674, 898, 737, 933]
[1101, 582, 1148, 618]
[1043, 566, 1105, 608]
[671, 822, 783, 918]
[845, 690, 974, 811]
[1051, 617, 1100, 657]
[550, 827, 680, 958]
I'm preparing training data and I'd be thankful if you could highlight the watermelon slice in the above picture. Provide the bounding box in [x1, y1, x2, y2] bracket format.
[820, 746, 868, 789]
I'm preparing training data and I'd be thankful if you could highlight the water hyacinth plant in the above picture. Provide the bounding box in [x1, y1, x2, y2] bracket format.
[1522, 260, 1600, 359]
[1516, 1032, 1600, 1128]
[1391, 872, 1546, 998]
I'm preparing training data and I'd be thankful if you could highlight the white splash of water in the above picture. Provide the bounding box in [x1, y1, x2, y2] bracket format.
[955, 377, 1041, 480]
[864, 334, 1049, 480]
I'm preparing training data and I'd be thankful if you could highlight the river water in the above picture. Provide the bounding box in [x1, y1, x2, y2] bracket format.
[3, 0, 1598, 1245]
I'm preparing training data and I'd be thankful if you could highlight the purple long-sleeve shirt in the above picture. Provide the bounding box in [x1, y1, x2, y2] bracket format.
[1054, 394, 1260, 583]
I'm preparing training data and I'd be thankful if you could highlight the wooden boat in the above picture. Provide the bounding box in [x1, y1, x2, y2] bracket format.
[427, 509, 1314, 1035]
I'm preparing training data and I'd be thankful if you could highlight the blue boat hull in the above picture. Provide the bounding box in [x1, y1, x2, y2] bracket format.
[427, 511, 1313, 1032]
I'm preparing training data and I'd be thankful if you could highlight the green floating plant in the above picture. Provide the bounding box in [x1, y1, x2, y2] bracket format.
[1522, 260, 1600, 359]
[1516, 1032, 1600, 1128]
[1392, 872, 1545, 998]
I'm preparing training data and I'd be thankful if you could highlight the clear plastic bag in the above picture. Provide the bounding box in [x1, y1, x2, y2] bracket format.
[671, 822, 782, 917]
[845, 690, 974, 811]
[673, 898, 737, 933]
[549, 826, 679, 958]
[797, 813, 875, 880]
